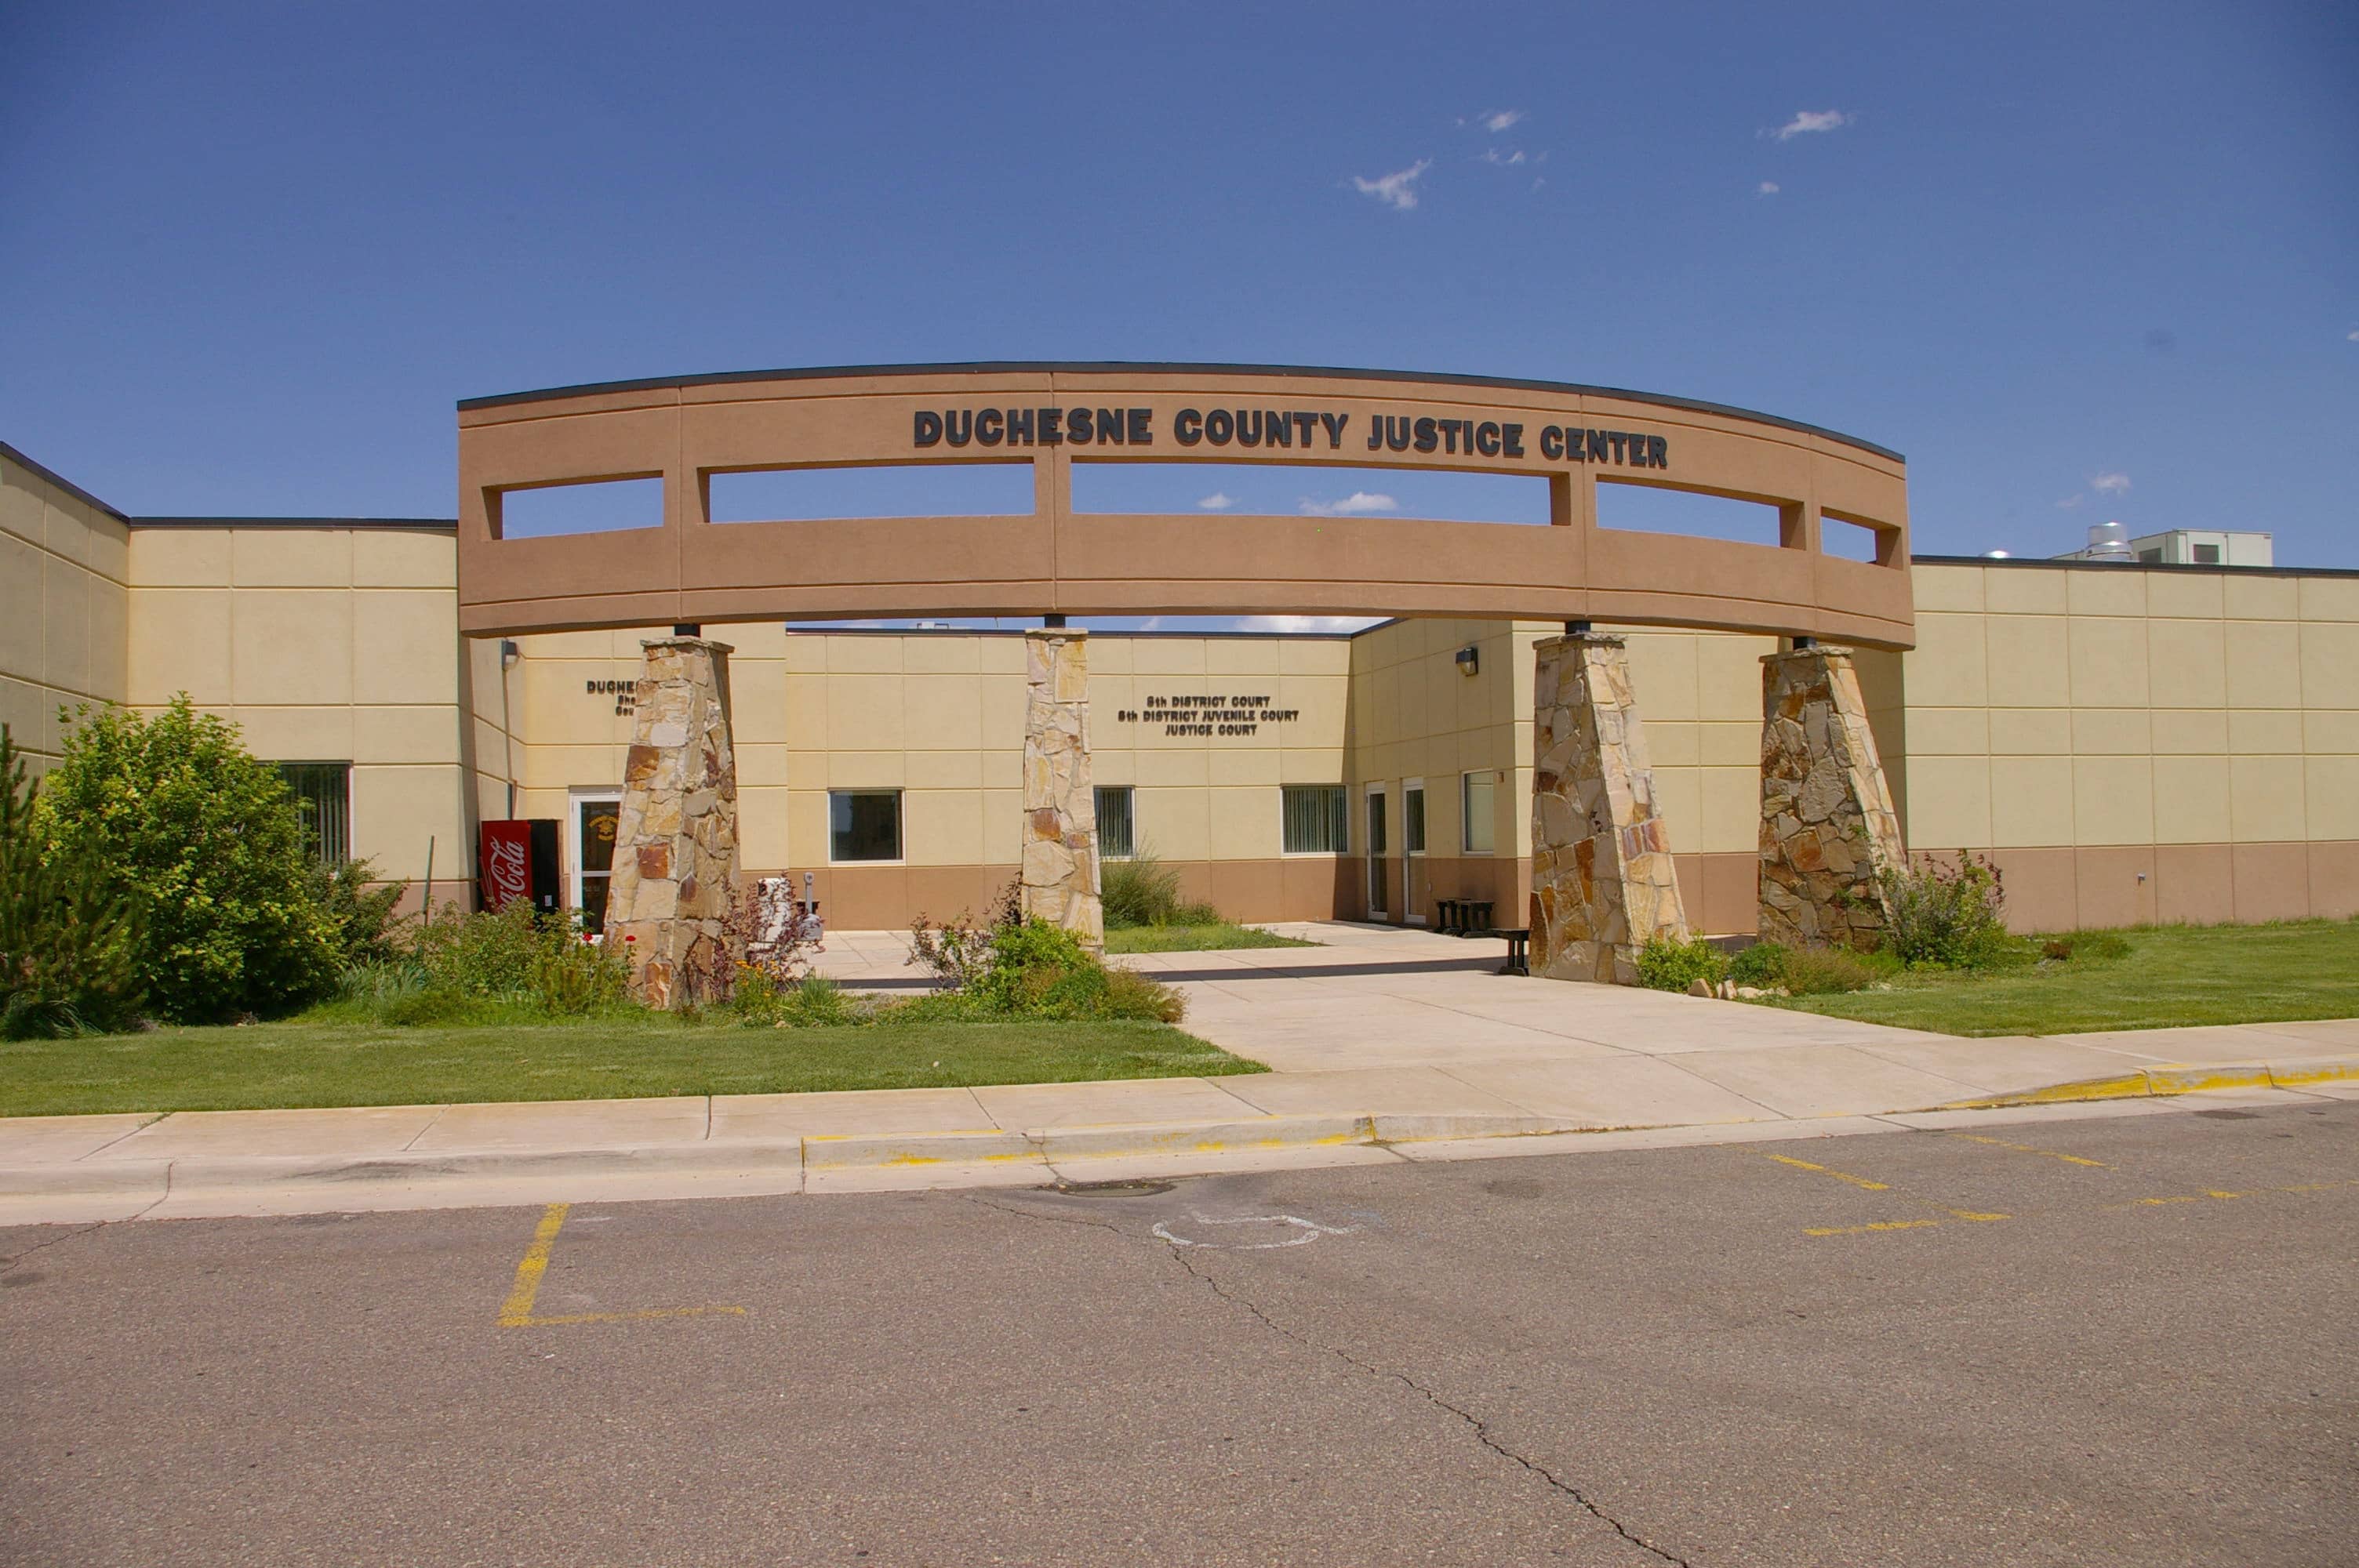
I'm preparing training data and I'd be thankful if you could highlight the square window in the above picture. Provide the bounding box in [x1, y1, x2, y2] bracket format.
[2193, 543, 2221, 565]
[1404, 785, 1427, 855]
[1281, 784, 1349, 855]
[1461, 771, 1497, 855]
[1096, 786, 1136, 859]
[830, 789, 903, 862]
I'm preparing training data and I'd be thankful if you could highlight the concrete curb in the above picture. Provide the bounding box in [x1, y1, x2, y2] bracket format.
[1, 1054, 2350, 1220]
[1936, 1058, 2357, 1111]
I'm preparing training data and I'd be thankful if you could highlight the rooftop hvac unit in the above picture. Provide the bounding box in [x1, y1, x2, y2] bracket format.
[2085, 521, 2132, 562]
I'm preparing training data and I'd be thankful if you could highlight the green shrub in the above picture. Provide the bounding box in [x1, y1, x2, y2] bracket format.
[1880, 852, 2013, 970]
[0, 726, 145, 1038]
[1101, 848, 1219, 928]
[317, 903, 631, 1025]
[910, 898, 1187, 1023]
[313, 858, 405, 969]
[404, 902, 631, 1015]
[1728, 941, 1790, 989]
[728, 970, 863, 1027]
[1782, 945, 1885, 995]
[1637, 935, 1730, 993]
[37, 698, 341, 1022]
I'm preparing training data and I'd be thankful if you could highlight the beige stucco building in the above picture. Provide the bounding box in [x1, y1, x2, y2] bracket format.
[5, 439, 2354, 936]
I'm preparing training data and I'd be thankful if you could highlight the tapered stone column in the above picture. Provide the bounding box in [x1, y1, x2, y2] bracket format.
[1758, 644, 1906, 949]
[1021, 628, 1102, 948]
[1530, 633, 1689, 985]
[605, 637, 740, 1007]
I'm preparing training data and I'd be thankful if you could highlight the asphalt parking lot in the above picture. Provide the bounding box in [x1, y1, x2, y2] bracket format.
[3, 1097, 2352, 1566]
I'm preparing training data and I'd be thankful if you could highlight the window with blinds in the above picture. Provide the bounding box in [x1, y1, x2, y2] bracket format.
[1281, 784, 1349, 855]
[1095, 786, 1136, 859]
[1461, 771, 1497, 854]
[275, 762, 352, 865]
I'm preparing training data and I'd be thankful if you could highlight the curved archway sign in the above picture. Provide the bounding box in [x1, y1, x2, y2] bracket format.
[456, 364, 1911, 1001]
[455, 362, 1910, 647]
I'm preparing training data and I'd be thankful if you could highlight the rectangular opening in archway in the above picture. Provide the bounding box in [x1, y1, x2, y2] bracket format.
[707, 462, 1034, 522]
[1822, 509, 1898, 564]
[1596, 480, 1783, 546]
[1072, 463, 1552, 524]
[494, 476, 663, 539]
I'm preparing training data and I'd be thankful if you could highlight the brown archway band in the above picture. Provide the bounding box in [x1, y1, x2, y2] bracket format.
[456, 362, 1911, 647]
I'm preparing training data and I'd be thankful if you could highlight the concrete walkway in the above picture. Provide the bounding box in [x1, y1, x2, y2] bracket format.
[4, 921, 2355, 1224]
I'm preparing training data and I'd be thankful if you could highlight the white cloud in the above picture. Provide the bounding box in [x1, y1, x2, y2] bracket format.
[1757, 180, 1780, 195]
[1196, 492, 1235, 511]
[1481, 147, 1528, 165]
[2091, 472, 2132, 495]
[1299, 492, 1398, 517]
[2056, 494, 2085, 510]
[1231, 615, 1385, 634]
[1771, 109, 1851, 141]
[2347, 329, 2359, 342]
[1352, 159, 1432, 211]
[1482, 109, 1525, 133]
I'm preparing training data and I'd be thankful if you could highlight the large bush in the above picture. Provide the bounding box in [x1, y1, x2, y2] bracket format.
[1879, 853, 2013, 969]
[0, 726, 144, 1038]
[37, 697, 343, 1022]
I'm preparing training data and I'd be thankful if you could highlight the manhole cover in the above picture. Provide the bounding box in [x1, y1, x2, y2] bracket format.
[1041, 1178, 1178, 1196]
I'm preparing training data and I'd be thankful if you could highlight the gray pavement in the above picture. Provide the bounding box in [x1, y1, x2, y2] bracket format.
[3, 1098, 2351, 1566]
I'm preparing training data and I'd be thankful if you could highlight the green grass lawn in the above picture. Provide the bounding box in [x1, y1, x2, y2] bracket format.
[1773, 920, 2359, 1036]
[0, 1017, 1262, 1118]
[1103, 922, 1319, 954]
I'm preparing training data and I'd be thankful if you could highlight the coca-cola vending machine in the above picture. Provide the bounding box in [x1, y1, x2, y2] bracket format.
[478, 819, 562, 915]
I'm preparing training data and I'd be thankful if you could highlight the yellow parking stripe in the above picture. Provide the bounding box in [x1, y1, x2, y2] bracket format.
[1946, 1133, 2108, 1168]
[1764, 1154, 1891, 1191]
[497, 1202, 745, 1328]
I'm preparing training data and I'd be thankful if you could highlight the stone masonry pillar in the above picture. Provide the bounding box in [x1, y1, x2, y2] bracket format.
[1529, 633, 1689, 985]
[1757, 644, 1906, 949]
[1021, 628, 1102, 949]
[604, 637, 741, 1008]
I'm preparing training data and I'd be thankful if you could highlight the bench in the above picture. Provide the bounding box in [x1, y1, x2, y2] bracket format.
[1489, 927, 1531, 977]
[1435, 898, 1496, 937]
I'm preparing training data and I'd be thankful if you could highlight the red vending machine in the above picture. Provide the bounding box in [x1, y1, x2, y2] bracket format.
[478, 819, 562, 915]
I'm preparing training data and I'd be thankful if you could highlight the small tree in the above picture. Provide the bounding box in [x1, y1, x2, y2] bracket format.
[38, 697, 341, 1022]
[0, 726, 144, 1037]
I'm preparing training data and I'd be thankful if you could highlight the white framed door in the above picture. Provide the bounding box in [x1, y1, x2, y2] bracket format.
[568, 788, 623, 935]
[1401, 777, 1427, 924]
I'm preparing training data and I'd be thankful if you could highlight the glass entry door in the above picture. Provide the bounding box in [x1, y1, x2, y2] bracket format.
[1365, 786, 1388, 918]
[1402, 780, 1427, 924]
[572, 793, 621, 935]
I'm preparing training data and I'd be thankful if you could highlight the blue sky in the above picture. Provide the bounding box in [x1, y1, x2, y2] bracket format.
[4, 0, 2354, 596]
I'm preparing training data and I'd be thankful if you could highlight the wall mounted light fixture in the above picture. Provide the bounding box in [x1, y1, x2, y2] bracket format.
[1455, 645, 1480, 677]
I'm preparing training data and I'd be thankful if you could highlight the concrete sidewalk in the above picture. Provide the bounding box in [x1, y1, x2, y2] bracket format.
[5, 917, 2354, 1225]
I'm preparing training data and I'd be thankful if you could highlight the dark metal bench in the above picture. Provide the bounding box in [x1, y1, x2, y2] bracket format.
[1490, 927, 1530, 976]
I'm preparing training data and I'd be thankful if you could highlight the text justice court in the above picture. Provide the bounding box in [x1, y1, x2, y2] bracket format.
[910, 406, 1671, 467]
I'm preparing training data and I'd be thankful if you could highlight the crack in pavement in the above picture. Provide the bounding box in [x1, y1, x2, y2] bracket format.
[961, 1187, 1691, 1566]
[1, 1172, 172, 1271]
[1164, 1243, 1693, 1566]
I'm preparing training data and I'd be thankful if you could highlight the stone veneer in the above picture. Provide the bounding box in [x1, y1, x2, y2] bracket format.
[1529, 632, 1689, 985]
[1758, 644, 1906, 949]
[1020, 628, 1102, 948]
[604, 637, 741, 1007]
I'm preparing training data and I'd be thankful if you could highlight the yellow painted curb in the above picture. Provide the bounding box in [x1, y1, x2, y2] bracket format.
[1939, 1060, 2358, 1112]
